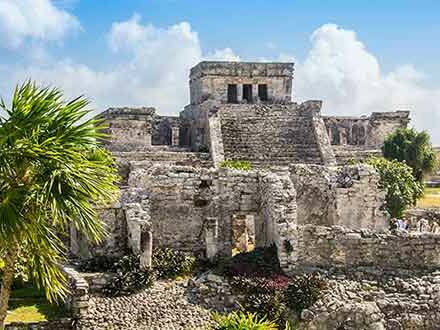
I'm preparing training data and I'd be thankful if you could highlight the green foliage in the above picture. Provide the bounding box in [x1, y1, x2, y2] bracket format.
[212, 311, 278, 330]
[219, 160, 252, 171]
[230, 275, 292, 327]
[0, 81, 120, 302]
[103, 255, 155, 297]
[367, 157, 423, 217]
[77, 247, 196, 295]
[241, 293, 290, 327]
[284, 273, 328, 317]
[152, 247, 196, 279]
[382, 128, 437, 183]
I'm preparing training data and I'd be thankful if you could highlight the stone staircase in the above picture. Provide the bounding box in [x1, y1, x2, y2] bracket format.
[220, 105, 323, 166]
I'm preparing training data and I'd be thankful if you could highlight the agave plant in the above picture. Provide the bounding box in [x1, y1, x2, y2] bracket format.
[212, 311, 279, 330]
[0, 81, 119, 328]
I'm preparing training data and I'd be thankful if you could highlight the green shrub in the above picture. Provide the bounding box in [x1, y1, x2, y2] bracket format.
[212, 311, 278, 330]
[382, 128, 436, 183]
[152, 247, 196, 279]
[219, 160, 252, 171]
[367, 157, 424, 217]
[284, 273, 328, 317]
[231, 275, 292, 326]
[103, 255, 155, 297]
[241, 293, 290, 327]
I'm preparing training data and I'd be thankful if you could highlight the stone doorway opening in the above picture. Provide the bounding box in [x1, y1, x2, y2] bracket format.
[231, 213, 256, 255]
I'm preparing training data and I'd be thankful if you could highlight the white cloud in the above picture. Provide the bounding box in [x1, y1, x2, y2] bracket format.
[2, 17, 440, 143]
[204, 48, 241, 62]
[295, 23, 440, 143]
[7, 16, 239, 116]
[0, 0, 81, 48]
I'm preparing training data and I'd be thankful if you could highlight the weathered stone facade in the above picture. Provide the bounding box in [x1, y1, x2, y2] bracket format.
[290, 225, 440, 274]
[323, 111, 410, 148]
[63, 60, 440, 330]
[290, 164, 388, 230]
[323, 112, 410, 165]
[69, 62, 422, 274]
[189, 62, 293, 105]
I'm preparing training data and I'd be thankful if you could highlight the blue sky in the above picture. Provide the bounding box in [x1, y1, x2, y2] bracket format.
[0, 0, 439, 142]
[63, 0, 440, 79]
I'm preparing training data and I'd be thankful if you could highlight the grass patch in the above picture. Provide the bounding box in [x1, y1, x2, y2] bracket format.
[5, 288, 68, 324]
[418, 187, 440, 208]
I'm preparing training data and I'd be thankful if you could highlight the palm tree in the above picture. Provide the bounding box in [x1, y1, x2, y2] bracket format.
[0, 81, 119, 329]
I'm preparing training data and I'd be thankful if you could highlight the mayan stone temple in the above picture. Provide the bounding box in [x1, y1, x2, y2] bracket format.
[61, 62, 440, 330]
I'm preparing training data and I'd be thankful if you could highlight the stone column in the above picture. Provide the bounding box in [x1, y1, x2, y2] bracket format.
[171, 126, 180, 146]
[237, 84, 243, 102]
[205, 217, 218, 260]
[140, 229, 153, 269]
[252, 84, 258, 103]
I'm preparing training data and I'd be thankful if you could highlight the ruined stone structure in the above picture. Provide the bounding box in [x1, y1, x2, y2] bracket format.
[71, 61, 416, 271]
[323, 112, 410, 164]
[65, 61, 440, 330]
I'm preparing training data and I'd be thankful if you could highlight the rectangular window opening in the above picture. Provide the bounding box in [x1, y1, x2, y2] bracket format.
[258, 84, 268, 101]
[243, 84, 253, 103]
[227, 84, 238, 103]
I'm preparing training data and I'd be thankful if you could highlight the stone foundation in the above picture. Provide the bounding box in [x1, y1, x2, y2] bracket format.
[300, 272, 440, 330]
[287, 225, 440, 274]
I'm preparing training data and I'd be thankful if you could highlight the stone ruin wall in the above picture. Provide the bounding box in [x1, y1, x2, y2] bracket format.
[289, 164, 388, 231]
[180, 100, 336, 167]
[71, 161, 440, 276]
[323, 111, 410, 164]
[126, 165, 297, 258]
[323, 111, 410, 148]
[189, 62, 293, 105]
[99, 107, 182, 152]
[290, 225, 440, 274]
[71, 165, 295, 259]
[70, 206, 128, 258]
[152, 115, 180, 146]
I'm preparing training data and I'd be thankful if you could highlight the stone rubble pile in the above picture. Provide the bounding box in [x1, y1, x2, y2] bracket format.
[301, 272, 440, 330]
[188, 272, 238, 311]
[77, 280, 215, 330]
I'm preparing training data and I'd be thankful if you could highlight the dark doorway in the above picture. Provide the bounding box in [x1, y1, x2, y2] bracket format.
[227, 84, 238, 103]
[243, 84, 253, 103]
[331, 126, 340, 145]
[351, 125, 359, 145]
[258, 84, 268, 101]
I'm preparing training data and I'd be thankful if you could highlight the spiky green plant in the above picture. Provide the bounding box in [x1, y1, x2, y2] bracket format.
[0, 81, 119, 329]
[212, 311, 278, 330]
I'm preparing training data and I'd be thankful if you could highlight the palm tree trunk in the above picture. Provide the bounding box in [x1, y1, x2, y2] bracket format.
[0, 242, 19, 330]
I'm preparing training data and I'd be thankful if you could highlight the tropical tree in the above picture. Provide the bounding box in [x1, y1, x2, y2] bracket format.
[367, 157, 423, 218]
[382, 128, 437, 183]
[0, 82, 119, 328]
